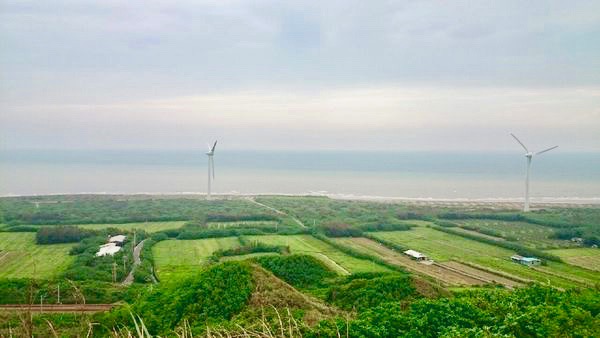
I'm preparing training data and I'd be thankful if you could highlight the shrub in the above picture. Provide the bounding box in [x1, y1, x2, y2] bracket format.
[319, 223, 363, 237]
[130, 262, 254, 335]
[256, 254, 336, 289]
[2, 225, 39, 232]
[360, 222, 412, 232]
[327, 274, 416, 311]
[36, 225, 96, 244]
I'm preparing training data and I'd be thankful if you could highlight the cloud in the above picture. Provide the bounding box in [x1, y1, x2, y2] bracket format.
[0, 1, 599, 150]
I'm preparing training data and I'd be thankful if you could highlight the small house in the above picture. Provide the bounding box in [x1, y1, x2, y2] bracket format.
[108, 235, 127, 246]
[96, 243, 122, 257]
[511, 255, 541, 266]
[404, 249, 428, 261]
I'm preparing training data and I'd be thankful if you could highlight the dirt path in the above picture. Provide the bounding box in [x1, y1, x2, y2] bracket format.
[440, 261, 522, 289]
[346, 237, 487, 286]
[122, 239, 146, 285]
[0, 304, 114, 313]
[315, 253, 350, 275]
[246, 198, 307, 228]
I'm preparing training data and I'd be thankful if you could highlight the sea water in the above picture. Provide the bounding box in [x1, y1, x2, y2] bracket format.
[1, 149, 599, 200]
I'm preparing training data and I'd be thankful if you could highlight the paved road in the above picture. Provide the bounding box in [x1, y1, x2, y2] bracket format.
[0, 304, 114, 313]
[122, 239, 146, 285]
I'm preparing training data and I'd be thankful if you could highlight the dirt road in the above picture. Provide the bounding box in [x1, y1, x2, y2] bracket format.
[122, 239, 146, 285]
[0, 304, 114, 313]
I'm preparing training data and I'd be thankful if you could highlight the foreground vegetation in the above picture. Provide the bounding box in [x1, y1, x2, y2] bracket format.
[0, 194, 599, 337]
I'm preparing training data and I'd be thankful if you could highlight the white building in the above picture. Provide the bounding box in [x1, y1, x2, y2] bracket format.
[404, 249, 428, 261]
[511, 255, 541, 266]
[108, 235, 127, 246]
[96, 243, 122, 257]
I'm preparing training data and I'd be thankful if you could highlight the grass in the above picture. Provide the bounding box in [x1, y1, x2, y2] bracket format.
[0, 233, 75, 279]
[245, 235, 391, 274]
[206, 221, 279, 229]
[152, 237, 241, 279]
[546, 248, 600, 271]
[371, 228, 600, 289]
[220, 252, 280, 261]
[454, 219, 575, 249]
[75, 221, 186, 233]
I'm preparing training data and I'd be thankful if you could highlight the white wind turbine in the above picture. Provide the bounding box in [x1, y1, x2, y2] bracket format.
[206, 141, 217, 199]
[510, 133, 558, 212]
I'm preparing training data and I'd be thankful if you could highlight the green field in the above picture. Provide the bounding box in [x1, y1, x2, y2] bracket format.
[547, 248, 600, 271]
[220, 252, 279, 262]
[246, 235, 390, 274]
[371, 228, 600, 289]
[75, 221, 186, 233]
[206, 221, 279, 229]
[152, 237, 241, 279]
[454, 219, 574, 249]
[0, 233, 75, 279]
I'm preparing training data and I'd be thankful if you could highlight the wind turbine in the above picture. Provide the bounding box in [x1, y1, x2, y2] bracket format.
[206, 141, 217, 199]
[510, 133, 558, 212]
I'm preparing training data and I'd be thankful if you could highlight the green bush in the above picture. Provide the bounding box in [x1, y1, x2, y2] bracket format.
[256, 254, 336, 289]
[129, 262, 254, 335]
[327, 274, 416, 311]
[36, 225, 96, 244]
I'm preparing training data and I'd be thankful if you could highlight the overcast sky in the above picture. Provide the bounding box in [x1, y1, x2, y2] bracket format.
[1, 0, 599, 151]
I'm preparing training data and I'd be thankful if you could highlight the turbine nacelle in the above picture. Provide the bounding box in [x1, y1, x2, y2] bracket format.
[510, 133, 558, 212]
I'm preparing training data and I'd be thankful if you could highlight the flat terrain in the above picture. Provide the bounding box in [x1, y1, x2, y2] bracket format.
[453, 220, 575, 249]
[546, 248, 600, 271]
[152, 237, 241, 279]
[206, 221, 279, 229]
[0, 233, 75, 279]
[333, 237, 487, 286]
[75, 221, 186, 233]
[370, 228, 600, 289]
[246, 235, 391, 274]
[0, 304, 114, 313]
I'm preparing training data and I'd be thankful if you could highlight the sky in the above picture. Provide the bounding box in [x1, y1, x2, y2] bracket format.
[1, 0, 599, 151]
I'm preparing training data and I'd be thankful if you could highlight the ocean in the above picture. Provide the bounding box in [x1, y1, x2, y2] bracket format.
[1, 149, 599, 200]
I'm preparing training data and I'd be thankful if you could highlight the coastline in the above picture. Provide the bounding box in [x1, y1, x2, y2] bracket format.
[2, 191, 599, 207]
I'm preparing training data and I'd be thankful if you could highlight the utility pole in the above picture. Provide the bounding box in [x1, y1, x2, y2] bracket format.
[112, 262, 117, 283]
[40, 295, 44, 313]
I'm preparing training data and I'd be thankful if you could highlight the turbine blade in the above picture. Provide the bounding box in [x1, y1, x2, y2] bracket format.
[206, 143, 212, 152]
[536, 145, 558, 156]
[211, 140, 217, 153]
[510, 133, 529, 152]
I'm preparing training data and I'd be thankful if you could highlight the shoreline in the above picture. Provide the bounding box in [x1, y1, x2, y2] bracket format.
[1, 191, 600, 207]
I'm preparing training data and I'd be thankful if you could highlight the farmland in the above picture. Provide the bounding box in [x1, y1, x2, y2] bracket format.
[370, 227, 600, 289]
[0, 194, 599, 336]
[0, 233, 75, 279]
[546, 248, 600, 271]
[152, 237, 241, 279]
[333, 237, 488, 286]
[77, 221, 186, 233]
[245, 235, 391, 274]
[206, 221, 280, 229]
[453, 219, 575, 249]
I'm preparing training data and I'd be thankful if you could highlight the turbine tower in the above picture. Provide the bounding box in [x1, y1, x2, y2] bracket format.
[510, 133, 557, 212]
[206, 141, 217, 199]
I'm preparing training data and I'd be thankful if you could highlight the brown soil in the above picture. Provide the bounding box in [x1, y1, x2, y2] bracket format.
[440, 261, 522, 289]
[348, 237, 487, 286]
[0, 304, 114, 313]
